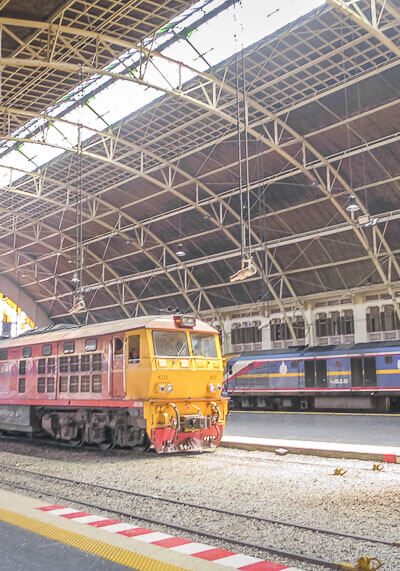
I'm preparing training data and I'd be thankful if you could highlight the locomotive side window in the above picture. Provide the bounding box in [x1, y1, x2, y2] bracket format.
[0, 349, 8, 360]
[18, 378, 25, 393]
[47, 358, 56, 374]
[81, 355, 91, 372]
[23, 346, 32, 358]
[128, 335, 140, 363]
[385, 355, 393, 365]
[85, 338, 97, 352]
[38, 359, 46, 374]
[69, 376, 79, 392]
[37, 377, 46, 393]
[63, 341, 75, 354]
[92, 374, 102, 393]
[42, 344, 52, 356]
[47, 377, 55, 392]
[114, 338, 123, 355]
[80, 375, 90, 392]
[19, 360, 26, 375]
[59, 376, 68, 392]
[92, 353, 102, 371]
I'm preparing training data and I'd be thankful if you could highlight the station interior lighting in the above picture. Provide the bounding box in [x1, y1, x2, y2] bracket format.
[175, 243, 187, 257]
[346, 194, 360, 213]
[230, 256, 257, 283]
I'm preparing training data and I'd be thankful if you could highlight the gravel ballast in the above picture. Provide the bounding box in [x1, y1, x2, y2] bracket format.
[0, 439, 399, 570]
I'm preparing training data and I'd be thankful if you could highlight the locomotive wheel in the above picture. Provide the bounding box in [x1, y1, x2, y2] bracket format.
[98, 441, 114, 450]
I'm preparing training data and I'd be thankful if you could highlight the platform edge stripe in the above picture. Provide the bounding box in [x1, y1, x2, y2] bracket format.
[47, 507, 82, 516]
[171, 542, 217, 554]
[133, 532, 175, 543]
[72, 515, 109, 524]
[0, 507, 186, 571]
[101, 523, 137, 533]
[192, 547, 235, 561]
[37, 505, 64, 512]
[214, 554, 271, 568]
[383, 454, 398, 463]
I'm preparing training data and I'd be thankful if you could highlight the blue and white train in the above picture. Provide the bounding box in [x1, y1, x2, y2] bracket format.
[225, 342, 400, 411]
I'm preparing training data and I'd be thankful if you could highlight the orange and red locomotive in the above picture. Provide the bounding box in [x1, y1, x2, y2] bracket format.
[0, 315, 228, 453]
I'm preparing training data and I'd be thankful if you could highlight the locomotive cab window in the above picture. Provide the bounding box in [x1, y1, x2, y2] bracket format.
[191, 334, 217, 358]
[128, 335, 140, 363]
[42, 344, 52, 356]
[0, 349, 8, 360]
[63, 341, 75, 354]
[152, 331, 189, 357]
[23, 346, 32, 358]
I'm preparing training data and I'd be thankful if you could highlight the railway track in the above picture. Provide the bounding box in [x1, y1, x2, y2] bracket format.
[0, 463, 397, 570]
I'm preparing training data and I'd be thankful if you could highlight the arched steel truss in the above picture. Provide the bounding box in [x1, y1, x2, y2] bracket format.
[0, 7, 399, 327]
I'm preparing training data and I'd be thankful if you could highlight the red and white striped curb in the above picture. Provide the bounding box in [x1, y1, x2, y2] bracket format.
[36, 504, 303, 570]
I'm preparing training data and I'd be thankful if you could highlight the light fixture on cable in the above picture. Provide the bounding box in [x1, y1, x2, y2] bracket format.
[346, 194, 360, 213]
[175, 243, 186, 258]
[230, 255, 257, 283]
[71, 271, 80, 284]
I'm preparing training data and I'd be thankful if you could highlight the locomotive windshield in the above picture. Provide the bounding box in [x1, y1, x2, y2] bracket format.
[152, 331, 190, 357]
[191, 333, 218, 358]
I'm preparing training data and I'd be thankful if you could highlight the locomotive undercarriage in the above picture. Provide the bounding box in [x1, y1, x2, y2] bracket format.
[40, 407, 147, 449]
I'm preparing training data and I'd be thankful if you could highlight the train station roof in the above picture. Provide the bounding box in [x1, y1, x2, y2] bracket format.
[0, 0, 399, 325]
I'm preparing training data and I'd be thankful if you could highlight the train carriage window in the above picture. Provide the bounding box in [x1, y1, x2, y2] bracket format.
[42, 344, 52, 356]
[92, 374, 102, 393]
[18, 378, 25, 393]
[385, 356, 393, 365]
[37, 377, 46, 393]
[0, 349, 8, 360]
[47, 377, 55, 393]
[59, 356, 69, 373]
[81, 354, 91, 372]
[38, 358, 46, 374]
[128, 335, 141, 363]
[23, 346, 32, 358]
[47, 358, 56, 374]
[63, 341, 75, 354]
[92, 353, 102, 371]
[80, 375, 90, 392]
[70, 355, 79, 372]
[59, 376, 68, 392]
[69, 375, 79, 392]
[85, 338, 97, 352]
[19, 360, 26, 375]
[114, 338, 123, 355]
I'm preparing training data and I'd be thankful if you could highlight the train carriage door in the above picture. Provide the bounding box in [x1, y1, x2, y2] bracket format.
[316, 359, 327, 388]
[364, 357, 377, 387]
[304, 359, 315, 387]
[351, 358, 363, 387]
[111, 336, 125, 397]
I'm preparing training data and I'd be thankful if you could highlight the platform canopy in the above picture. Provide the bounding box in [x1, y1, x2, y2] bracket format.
[0, 0, 399, 326]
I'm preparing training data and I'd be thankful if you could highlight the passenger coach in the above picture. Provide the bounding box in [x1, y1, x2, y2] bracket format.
[225, 342, 400, 412]
[0, 315, 228, 453]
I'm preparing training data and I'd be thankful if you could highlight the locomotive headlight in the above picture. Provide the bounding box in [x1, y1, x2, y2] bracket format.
[208, 383, 216, 392]
[216, 384, 222, 391]
[157, 384, 166, 393]
[166, 383, 174, 393]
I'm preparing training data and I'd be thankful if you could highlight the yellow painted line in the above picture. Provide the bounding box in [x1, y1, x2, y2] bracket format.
[0, 508, 185, 571]
[377, 369, 400, 374]
[230, 410, 400, 417]
[327, 371, 351, 376]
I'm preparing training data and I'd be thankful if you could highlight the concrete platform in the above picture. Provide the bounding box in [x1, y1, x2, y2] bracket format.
[222, 435, 400, 462]
[0, 489, 303, 571]
[225, 411, 400, 447]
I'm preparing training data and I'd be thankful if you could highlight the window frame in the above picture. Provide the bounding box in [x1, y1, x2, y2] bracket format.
[85, 338, 97, 352]
[42, 344, 52, 356]
[0, 349, 8, 360]
[63, 341, 75, 354]
[22, 346, 32, 358]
